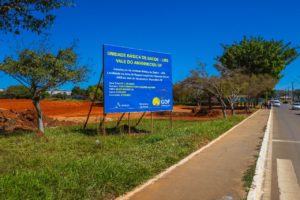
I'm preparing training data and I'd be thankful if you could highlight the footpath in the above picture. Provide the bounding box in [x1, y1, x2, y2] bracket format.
[121, 109, 270, 200]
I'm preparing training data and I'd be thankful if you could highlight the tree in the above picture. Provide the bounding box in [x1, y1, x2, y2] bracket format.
[242, 74, 276, 111]
[190, 64, 228, 118]
[87, 85, 103, 101]
[203, 76, 228, 118]
[217, 36, 299, 80]
[71, 86, 87, 97]
[223, 73, 248, 115]
[173, 83, 190, 104]
[0, 47, 88, 134]
[6, 85, 31, 98]
[173, 76, 205, 107]
[0, 90, 4, 97]
[0, 0, 71, 34]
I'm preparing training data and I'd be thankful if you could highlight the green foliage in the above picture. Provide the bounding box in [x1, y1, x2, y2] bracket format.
[0, 117, 244, 199]
[6, 85, 31, 98]
[173, 77, 204, 105]
[87, 85, 103, 100]
[0, 48, 88, 100]
[0, 0, 72, 34]
[71, 86, 87, 96]
[0, 90, 4, 97]
[243, 146, 260, 194]
[173, 83, 194, 105]
[218, 36, 299, 80]
[243, 159, 257, 193]
[242, 74, 276, 98]
[51, 93, 67, 99]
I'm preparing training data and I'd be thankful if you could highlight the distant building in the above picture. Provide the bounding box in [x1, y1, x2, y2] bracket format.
[46, 90, 72, 96]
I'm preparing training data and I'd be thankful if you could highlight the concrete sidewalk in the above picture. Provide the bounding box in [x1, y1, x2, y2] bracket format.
[125, 110, 270, 200]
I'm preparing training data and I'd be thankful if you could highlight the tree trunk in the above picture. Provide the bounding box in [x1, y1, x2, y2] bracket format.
[33, 98, 45, 134]
[220, 99, 227, 119]
[256, 97, 259, 107]
[245, 102, 249, 113]
[221, 107, 227, 118]
[230, 102, 235, 115]
[197, 100, 201, 110]
[208, 96, 212, 110]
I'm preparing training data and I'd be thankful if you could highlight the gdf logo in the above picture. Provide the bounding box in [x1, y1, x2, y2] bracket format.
[152, 97, 160, 106]
[161, 99, 170, 105]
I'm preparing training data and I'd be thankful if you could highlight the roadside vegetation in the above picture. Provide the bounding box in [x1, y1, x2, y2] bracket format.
[0, 116, 244, 200]
[242, 130, 264, 196]
[174, 36, 299, 118]
[243, 156, 258, 194]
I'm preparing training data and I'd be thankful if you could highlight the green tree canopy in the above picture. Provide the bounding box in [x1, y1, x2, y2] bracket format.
[0, 47, 88, 133]
[71, 86, 87, 96]
[0, 0, 71, 34]
[1, 48, 87, 98]
[6, 85, 31, 98]
[87, 85, 103, 101]
[217, 36, 299, 80]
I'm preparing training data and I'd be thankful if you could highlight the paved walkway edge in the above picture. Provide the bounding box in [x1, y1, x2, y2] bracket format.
[247, 108, 273, 200]
[116, 109, 262, 200]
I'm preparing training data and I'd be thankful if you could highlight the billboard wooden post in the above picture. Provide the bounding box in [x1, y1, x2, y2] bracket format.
[99, 113, 106, 135]
[83, 69, 104, 129]
[128, 113, 131, 134]
[115, 113, 126, 128]
[170, 111, 173, 130]
[103, 113, 106, 135]
[151, 112, 154, 134]
[135, 112, 146, 127]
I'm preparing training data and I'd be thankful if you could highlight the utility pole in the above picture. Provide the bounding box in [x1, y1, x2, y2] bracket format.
[292, 81, 294, 102]
[288, 87, 290, 102]
[285, 89, 287, 101]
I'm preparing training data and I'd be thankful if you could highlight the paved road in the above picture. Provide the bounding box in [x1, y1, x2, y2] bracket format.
[122, 110, 269, 200]
[264, 105, 300, 200]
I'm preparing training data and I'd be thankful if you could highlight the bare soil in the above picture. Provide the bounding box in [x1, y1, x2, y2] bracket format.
[0, 99, 251, 129]
[0, 108, 78, 134]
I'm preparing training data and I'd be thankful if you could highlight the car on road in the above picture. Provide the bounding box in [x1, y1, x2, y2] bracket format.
[291, 102, 300, 110]
[272, 100, 281, 107]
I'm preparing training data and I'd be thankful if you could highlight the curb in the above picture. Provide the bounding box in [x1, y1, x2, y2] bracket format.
[247, 108, 273, 200]
[116, 109, 262, 200]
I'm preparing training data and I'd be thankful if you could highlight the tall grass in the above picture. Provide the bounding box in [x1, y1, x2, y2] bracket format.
[0, 116, 244, 200]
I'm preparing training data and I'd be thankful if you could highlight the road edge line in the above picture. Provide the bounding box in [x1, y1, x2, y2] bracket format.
[116, 109, 262, 200]
[247, 108, 273, 200]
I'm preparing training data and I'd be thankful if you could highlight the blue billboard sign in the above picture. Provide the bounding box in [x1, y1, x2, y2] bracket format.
[103, 45, 173, 113]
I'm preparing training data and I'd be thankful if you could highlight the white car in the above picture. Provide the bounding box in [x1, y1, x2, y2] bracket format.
[272, 100, 281, 107]
[291, 102, 300, 110]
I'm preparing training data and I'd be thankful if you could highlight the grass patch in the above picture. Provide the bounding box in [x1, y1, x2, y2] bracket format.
[0, 116, 245, 200]
[243, 158, 257, 193]
[243, 135, 264, 197]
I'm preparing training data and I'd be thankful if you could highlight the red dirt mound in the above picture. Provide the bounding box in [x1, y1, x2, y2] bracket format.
[0, 109, 37, 133]
[0, 109, 78, 134]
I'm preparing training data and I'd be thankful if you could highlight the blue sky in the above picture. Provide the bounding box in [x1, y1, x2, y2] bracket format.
[0, 0, 300, 90]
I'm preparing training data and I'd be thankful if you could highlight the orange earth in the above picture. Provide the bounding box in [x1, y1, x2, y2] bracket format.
[0, 99, 249, 123]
